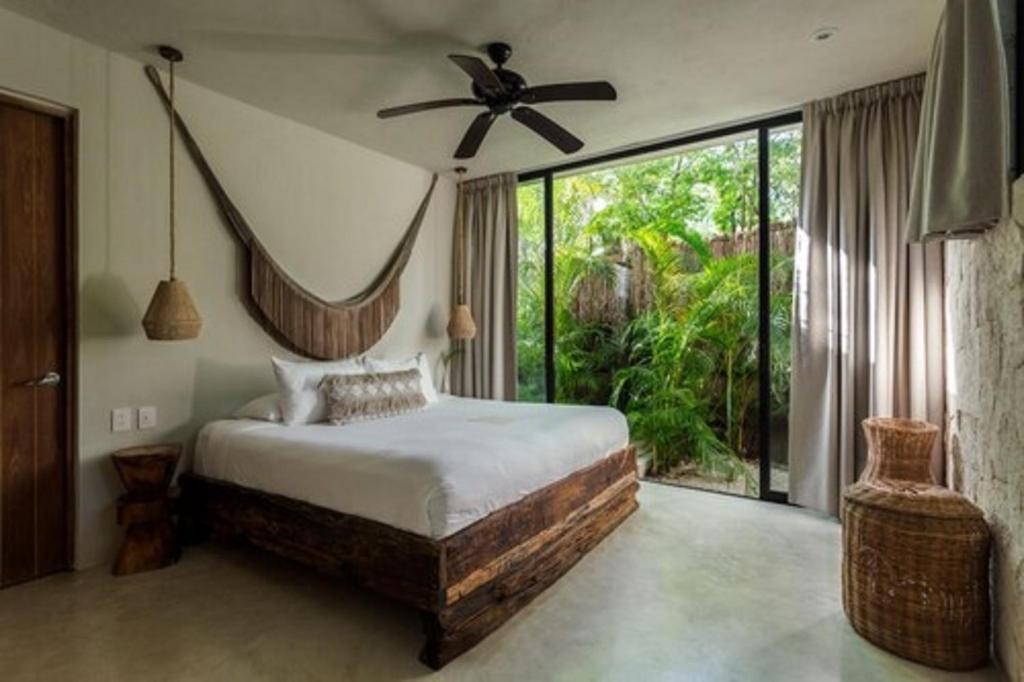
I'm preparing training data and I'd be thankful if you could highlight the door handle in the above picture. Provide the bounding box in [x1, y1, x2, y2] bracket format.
[24, 371, 61, 387]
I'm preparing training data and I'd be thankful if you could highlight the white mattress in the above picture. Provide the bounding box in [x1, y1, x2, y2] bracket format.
[194, 396, 629, 539]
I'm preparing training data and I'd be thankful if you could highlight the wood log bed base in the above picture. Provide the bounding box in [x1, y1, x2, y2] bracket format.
[178, 446, 638, 669]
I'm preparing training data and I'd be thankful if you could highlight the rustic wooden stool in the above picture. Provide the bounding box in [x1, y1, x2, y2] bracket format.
[112, 444, 182, 576]
[842, 480, 991, 670]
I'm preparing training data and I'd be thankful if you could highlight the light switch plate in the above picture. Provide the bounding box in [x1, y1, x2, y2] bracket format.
[111, 407, 133, 433]
[138, 406, 157, 430]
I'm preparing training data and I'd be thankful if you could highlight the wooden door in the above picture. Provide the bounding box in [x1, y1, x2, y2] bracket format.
[0, 97, 75, 587]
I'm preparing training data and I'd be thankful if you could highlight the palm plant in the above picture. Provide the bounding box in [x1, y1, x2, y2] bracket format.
[611, 309, 746, 481]
[514, 130, 800, 492]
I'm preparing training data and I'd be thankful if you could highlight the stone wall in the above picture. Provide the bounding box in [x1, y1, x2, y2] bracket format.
[944, 3, 1023, 676]
[945, 175, 1024, 679]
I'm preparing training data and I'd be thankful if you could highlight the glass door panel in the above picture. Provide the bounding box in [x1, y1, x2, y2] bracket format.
[516, 180, 546, 402]
[766, 124, 802, 496]
[515, 116, 802, 503]
[550, 132, 763, 498]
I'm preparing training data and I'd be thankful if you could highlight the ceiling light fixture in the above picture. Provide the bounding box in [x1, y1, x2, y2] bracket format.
[142, 45, 202, 341]
[810, 27, 840, 43]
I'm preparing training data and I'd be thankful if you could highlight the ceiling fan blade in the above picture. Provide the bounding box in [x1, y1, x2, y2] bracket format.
[448, 54, 505, 95]
[377, 98, 483, 119]
[520, 81, 617, 104]
[511, 107, 584, 154]
[454, 111, 497, 159]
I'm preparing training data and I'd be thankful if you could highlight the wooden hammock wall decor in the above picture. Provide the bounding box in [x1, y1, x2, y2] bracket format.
[144, 65, 438, 359]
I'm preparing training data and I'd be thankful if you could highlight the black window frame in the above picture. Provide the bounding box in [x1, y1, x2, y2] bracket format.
[517, 110, 802, 504]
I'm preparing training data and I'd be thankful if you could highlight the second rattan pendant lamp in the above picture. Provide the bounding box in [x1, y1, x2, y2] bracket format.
[447, 168, 476, 341]
[142, 45, 202, 340]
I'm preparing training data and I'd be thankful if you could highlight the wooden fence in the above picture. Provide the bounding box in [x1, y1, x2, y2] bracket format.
[570, 221, 797, 325]
[706, 221, 795, 259]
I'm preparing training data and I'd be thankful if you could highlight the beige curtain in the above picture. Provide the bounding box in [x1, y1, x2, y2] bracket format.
[451, 173, 518, 400]
[789, 76, 946, 515]
[907, 0, 1010, 242]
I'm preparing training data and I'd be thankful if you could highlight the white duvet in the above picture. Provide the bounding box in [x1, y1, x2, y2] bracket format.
[194, 396, 629, 539]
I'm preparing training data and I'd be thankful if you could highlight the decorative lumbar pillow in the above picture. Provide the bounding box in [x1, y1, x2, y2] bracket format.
[361, 352, 438, 403]
[272, 356, 365, 425]
[322, 369, 427, 425]
[232, 393, 282, 422]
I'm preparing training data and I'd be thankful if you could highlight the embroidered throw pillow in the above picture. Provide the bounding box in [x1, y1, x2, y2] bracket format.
[361, 352, 439, 403]
[322, 369, 427, 425]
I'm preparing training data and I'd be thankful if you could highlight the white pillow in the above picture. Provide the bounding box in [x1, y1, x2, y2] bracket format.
[272, 356, 365, 425]
[361, 352, 438, 403]
[233, 393, 282, 422]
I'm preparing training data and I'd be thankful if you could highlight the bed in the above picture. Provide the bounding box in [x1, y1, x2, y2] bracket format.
[180, 396, 638, 669]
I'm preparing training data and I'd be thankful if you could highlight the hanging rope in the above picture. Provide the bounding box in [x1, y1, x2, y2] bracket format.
[455, 167, 467, 303]
[168, 57, 176, 280]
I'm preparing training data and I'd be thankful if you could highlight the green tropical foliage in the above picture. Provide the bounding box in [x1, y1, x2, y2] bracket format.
[517, 129, 801, 489]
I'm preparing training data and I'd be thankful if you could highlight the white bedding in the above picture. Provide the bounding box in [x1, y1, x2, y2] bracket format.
[194, 396, 629, 539]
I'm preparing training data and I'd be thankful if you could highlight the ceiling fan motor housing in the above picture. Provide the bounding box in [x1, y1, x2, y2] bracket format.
[472, 69, 527, 112]
[486, 41, 513, 66]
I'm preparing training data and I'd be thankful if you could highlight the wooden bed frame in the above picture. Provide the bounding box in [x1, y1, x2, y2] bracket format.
[178, 445, 637, 669]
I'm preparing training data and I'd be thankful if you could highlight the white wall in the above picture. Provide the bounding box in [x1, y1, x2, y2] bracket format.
[0, 6, 455, 569]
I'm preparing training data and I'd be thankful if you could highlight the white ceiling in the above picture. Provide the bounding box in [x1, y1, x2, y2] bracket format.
[1, 0, 942, 177]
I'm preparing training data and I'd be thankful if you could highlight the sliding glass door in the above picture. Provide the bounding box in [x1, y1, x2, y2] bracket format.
[765, 124, 802, 498]
[516, 180, 547, 402]
[517, 114, 800, 502]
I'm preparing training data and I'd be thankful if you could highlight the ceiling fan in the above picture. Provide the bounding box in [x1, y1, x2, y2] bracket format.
[377, 42, 617, 159]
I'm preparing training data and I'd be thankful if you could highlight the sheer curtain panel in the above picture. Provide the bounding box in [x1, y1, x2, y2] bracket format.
[450, 173, 519, 400]
[789, 77, 946, 515]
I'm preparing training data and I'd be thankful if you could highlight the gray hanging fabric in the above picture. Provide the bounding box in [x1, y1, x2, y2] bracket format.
[907, 0, 1010, 242]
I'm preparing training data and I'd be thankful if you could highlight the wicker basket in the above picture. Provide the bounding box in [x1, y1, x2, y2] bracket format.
[860, 417, 938, 484]
[842, 480, 991, 670]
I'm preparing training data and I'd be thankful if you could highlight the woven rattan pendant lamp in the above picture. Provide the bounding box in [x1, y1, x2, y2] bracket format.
[447, 167, 476, 341]
[143, 45, 202, 340]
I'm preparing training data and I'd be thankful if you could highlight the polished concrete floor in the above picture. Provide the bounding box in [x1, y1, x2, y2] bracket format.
[0, 483, 1003, 681]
